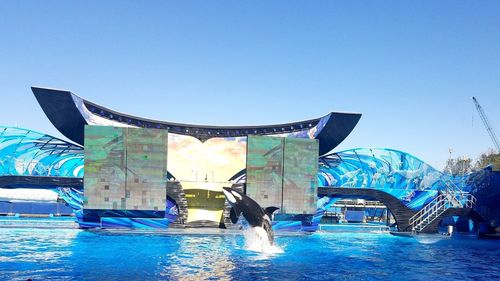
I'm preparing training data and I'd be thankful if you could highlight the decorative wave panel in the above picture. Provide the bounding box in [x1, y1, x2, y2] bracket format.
[0, 126, 83, 178]
[317, 148, 452, 210]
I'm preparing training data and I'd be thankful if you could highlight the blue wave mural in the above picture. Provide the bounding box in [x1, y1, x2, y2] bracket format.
[0, 126, 179, 228]
[1, 127, 475, 230]
[0, 126, 84, 178]
[317, 148, 455, 210]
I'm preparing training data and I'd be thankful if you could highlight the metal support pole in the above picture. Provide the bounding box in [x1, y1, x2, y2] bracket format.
[386, 208, 390, 226]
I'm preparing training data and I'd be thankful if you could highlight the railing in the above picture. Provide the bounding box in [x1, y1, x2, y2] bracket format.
[409, 179, 476, 233]
[409, 194, 448, 232]
[463, 193, 477, 208]
[440, 179, 465, 207]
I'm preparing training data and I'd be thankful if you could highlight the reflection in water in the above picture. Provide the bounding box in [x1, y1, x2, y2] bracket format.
[1, 224, 499, 280]
[161, 235, 236, 280]
[0, 228, 78, 281]
[415, 234, 450, 244]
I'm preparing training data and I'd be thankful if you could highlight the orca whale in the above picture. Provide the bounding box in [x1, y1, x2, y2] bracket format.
[222, 187, 279, 244]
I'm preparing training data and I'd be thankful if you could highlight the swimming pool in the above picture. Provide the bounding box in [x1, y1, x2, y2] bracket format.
[0, 222, 498, 280]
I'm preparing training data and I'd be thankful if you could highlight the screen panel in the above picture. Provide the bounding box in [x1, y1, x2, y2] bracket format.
[167, 134, 247, 224]
[83, 126, 168, 211]
[167, 135, 247, 183]
[246, 135, 284, 210]
[282, 138, 319, 214]
[125, 128, 168, 211]
[84, 126, 126, 210]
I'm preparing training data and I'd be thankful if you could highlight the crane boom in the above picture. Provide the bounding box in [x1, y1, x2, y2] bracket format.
[472, 96, 500, 152]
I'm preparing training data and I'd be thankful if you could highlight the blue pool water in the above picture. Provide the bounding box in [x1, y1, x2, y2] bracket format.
[0, 222, 499, 280]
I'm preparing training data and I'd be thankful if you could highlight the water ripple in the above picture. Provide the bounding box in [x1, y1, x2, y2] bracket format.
[0, 226, 499, 280]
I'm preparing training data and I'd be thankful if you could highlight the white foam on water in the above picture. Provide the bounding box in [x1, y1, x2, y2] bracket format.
[243, 226, 284, 254]
[415, 234, 450, 244]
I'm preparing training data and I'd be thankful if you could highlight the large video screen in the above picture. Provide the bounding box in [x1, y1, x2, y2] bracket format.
[83, 126, 168, 211]
[246, 135, 284, 210]
[124, 127, 168, 211]
[167, 134, 247, 223]
[246, 135, 318, 214]
[84, 126, 126, 210]
[282, 138, 319, 214]
[167, 135, 247, 183]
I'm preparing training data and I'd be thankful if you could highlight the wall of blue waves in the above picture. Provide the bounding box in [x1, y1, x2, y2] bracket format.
[2, 126, 481, 229]
[317, 148, 456, 211]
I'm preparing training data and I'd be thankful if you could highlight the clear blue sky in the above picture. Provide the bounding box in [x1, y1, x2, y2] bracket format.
[0, 1, 499, 170]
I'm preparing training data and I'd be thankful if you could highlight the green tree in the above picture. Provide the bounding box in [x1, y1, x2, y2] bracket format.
[475, 149, 500, 171]
[444, 157, 473, 176]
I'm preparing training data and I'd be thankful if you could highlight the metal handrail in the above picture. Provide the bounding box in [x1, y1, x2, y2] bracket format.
[440, 179, 464, 206]
[409, 194, 448, 227]
[409, 180, 477, 232]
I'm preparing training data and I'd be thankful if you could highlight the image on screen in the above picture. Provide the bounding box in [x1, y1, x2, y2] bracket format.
[246, 135, 284, 210]
[84, 126, 126, 210]
[282, 138, 319, 214]
[167, 134, 247, 224]
[83, 126, 168, 211]
[246, 135, 319, 214]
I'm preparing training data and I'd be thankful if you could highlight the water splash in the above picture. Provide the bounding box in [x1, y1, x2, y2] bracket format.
[243, 227, 283, 254]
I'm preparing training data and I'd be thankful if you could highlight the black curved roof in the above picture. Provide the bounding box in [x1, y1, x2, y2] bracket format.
[32, 87, 361, 155]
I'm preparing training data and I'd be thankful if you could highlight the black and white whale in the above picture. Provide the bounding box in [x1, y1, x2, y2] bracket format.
[222, 187, 279, 245]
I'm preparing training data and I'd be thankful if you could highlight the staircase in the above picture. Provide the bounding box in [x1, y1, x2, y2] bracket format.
[409, 179, 476, 233]
[167, 181, 189, 225]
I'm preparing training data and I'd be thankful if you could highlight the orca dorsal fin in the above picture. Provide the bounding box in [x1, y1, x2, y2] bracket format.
[230, 206, 241, 224]
[264, 207, 279, 220]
